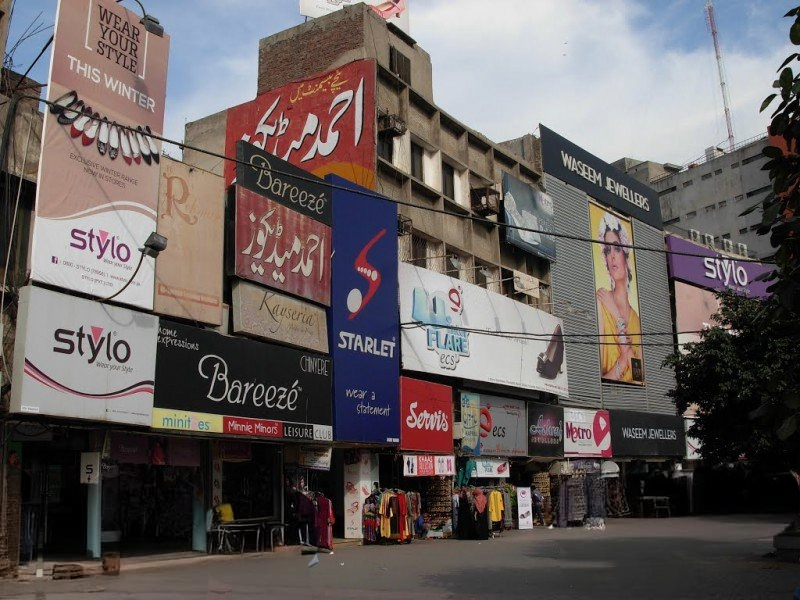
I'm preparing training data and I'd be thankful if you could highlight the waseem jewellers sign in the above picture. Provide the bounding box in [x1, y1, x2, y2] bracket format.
[153, 320, 332, 442]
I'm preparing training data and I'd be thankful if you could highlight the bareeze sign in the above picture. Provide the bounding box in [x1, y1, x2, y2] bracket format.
[540, 124, 661, 229]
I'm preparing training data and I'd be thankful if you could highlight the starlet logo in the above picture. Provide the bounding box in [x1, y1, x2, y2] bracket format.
[347, 229, 386, 319]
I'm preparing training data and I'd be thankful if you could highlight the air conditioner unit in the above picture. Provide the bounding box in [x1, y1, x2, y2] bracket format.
[702, 233, 715, 248]
[470, 186, 500, 216]
[722, 239, 734, 253]
[377, 113, 407, 137]
[736, 242, 748, 256]
[689, 229, 701, 243]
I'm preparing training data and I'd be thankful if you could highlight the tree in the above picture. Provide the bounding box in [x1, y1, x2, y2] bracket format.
[663, 291, 800, 472]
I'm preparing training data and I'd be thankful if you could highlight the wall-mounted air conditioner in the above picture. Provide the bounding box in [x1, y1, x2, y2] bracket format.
[736, 243, 748, 257]
[702, 233, 715, 248]
[689, 229, 701, 243]
[378, 113, 407, 137]
[722, 239, 734, 253]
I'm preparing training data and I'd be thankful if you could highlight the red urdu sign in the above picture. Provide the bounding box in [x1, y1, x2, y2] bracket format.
[224, 59, 376, 190]
[233, 185, 331, 306]
[400, 377, 453, 453]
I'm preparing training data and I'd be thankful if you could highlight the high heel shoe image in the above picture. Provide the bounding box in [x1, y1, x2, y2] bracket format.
[96, 118, 110, 156]
[49, 90, 78, 117]
[82, 113, 101, 146]
[135, 126, 151, 165]
[144, 125, 160, 163]
[536, 324, 564, 380]
[120, 128, 132, 165]
[108, 122, 120, 160]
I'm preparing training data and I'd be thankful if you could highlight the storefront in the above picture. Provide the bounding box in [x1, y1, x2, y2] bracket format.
[609, 409, 687, 516]
[527, 402, 564, 526]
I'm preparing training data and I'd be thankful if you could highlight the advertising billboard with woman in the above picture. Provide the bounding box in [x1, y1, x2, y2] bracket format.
[589, 201, 644, 384]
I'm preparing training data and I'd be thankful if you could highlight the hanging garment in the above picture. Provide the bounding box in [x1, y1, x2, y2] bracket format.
[315, 495, 335, 550]
[362, 494, 380, 544]
[502, 489, 514, 529]
[487, 489, 504, 524]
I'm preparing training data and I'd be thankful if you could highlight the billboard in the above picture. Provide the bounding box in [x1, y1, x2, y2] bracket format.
[233, 184, 331, 306]
[527, 402, 564, 458]
[328, 175, 400, 443]
[460, 393, 527, 457]
[400, 377, 453, 453]
[153, 320, 333, 442]
[31, 0, 170, 309]
[300, 0, 411, 34]
[674, 281, 721, 347]
[399, 263, 569, 396]
[665, 235, 772, 298]
[540, 124, 662, 229]
[563, 408, 612, 458]
[502, 171, 556, 261]
[11, 285, 158, 425]
[225, 60, 376, 190]
[589, 201, 644, 384]
[609, 410, 686, 457]
[154, 157, 224, 325]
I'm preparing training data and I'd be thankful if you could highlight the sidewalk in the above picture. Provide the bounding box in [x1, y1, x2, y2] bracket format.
[12, 538, 363, 582]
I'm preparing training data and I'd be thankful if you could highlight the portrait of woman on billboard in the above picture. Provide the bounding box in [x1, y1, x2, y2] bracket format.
[589, 202, 644, 384]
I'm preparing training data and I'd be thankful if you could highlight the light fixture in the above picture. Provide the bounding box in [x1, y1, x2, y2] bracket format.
[140, 231, 168, 258]
[102, 232, 167, 302]
[116, 0, 165, 37]
[447, 256, 461, 270]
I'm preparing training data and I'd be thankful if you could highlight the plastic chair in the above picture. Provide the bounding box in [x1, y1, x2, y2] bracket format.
[653, 497, 671, 518]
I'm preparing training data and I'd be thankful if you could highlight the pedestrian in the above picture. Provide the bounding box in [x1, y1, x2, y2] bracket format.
[532, 485, 545, 526]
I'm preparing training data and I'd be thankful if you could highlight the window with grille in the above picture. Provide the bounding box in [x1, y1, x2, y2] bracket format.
[442, 162, 455, 199]
[389, 46, 411, 84]
[411, 142, 424, 180]
[378, 133, 393, 162]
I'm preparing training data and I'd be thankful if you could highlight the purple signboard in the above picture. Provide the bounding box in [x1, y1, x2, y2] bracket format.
[665, 235, 773, 298]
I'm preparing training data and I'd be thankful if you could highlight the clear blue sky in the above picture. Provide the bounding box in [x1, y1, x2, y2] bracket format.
[7, 1, 800, 164]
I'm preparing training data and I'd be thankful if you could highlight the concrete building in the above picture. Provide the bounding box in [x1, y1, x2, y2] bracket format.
[612, 135, 771, 259]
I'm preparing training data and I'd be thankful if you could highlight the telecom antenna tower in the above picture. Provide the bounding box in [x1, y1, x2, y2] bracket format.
[706, 0, 735, 151]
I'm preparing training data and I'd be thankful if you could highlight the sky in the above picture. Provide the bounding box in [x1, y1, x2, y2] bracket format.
[6, 0, 800, 167]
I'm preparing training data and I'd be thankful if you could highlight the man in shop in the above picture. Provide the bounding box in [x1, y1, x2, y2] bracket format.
[532, 486, 545, 526]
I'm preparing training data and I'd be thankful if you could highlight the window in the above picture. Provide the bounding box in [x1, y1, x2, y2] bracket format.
[735, 194, 744, 202]
[741, 155, 763, 166]
[686, 210, 696, 219]
[722, 233, 730, 239]
[664, 217, 680, 225]
[701, 173, 712, 181]
[704, 204, 716, 213]
[731, 162, 740, 169]
[714, 169, 723, 175]
[410, 142, 424, 180]
[746, 185, 771, 198]
[377, 133, 393, 162]
[718, 200, 727, 208]
[750, 224, 760, 231]
[441, 162, 455, 199]
[739, 227, 748, 234]
[682, 180, 694, 188]
[659, 186, 677, 195]
[389, 46, 411, 84]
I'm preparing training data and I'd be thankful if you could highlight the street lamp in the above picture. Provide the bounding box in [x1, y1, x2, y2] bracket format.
[101, 231, 167, 302]
[115, 0, 165, 37]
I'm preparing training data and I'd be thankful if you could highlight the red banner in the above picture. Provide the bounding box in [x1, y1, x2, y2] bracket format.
[234, 185, 331, 306]
[400, 377, 453, 453]
[225, 60, 376, 190]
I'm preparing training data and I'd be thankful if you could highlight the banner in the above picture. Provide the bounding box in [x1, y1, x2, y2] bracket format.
[400, 378, 453, 453]
[610, 410, 685, 457]
[154, 157, 224, 325]
[563, 408, 612, 458]
[589, 201, 644, 384]
[10, 285, 157, 425]
[517, 487, 533, 529]
[403, 455, 456, 477]
[31, 0, 170, 309]
[329, 176, 400, 443]
[233, 184, 331, 306]
[502, 171, 556, 261]
[153, 320, 332, 442]
[300, 0, 411, 34]
[527, 403, 564, 458]
[399, 263, 568, 396]
[225, 60, 376, 190]
[459, 392, 526, 457]
[473, 457, 510, 478]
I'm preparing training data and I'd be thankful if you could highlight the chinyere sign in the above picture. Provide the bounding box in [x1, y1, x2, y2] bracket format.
[31, 0, 169, 310]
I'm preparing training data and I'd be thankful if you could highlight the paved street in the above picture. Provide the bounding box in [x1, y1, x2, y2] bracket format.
[0, 514, 798, 599]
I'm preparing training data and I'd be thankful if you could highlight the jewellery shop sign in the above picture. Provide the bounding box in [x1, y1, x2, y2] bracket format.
[152, 320, 333, 442]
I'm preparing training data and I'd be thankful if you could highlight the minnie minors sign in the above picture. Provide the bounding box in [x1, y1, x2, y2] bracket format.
[399, 377, 453, 454]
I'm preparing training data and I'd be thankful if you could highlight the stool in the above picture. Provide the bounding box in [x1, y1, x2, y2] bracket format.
[267, 523, 285, 551]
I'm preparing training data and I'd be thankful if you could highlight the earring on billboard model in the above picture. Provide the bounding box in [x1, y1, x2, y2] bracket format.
[536, 324, 564, 380]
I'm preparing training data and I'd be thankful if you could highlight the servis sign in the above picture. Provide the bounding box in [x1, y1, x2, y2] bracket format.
[399, 377, 453, 454]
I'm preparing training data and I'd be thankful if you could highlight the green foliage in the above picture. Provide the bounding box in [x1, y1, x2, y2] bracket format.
[663, 292, 800, 471]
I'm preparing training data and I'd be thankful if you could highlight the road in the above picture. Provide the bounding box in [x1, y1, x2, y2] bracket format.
[0, 514, 797, 599]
